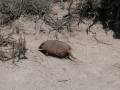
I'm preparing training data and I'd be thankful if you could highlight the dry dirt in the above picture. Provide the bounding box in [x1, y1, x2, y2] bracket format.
[0, 3, 120, 90]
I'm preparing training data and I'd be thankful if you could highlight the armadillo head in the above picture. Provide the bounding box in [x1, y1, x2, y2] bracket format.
[38, 43, 44, 51]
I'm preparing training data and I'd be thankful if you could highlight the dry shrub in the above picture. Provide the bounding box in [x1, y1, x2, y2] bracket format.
[43, 0, 77, 32]
[0, 27, 27, 62]
[22, 0, 51, 16]
[0, 29, 13, 47]
[76, 0, 120, 39]
[0, 0, 52, 25]
[0, 30, 13, 61]
[11, 34, 27, 63]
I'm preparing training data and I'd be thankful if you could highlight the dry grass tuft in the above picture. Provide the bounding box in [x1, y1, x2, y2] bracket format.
[0, 23, 27, 63]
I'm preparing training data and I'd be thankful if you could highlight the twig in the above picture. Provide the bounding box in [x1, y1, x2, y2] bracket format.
[92, 32, 112, 45]
[58, 79, 69, 82]
[86, 16, 97, 34]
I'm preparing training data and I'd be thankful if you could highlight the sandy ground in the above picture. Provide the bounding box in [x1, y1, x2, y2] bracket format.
[0, 3, 120, 90]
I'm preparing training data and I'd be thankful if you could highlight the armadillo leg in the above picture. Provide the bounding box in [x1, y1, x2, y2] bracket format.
[69, 52, 77, 59]
[68, 52, 80, 63]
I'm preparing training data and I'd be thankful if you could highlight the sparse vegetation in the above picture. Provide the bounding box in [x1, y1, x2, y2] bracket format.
[0, 0, 51, 62]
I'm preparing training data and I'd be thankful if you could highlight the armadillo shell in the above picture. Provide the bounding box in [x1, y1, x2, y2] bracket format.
[39, 40, 71, 58]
